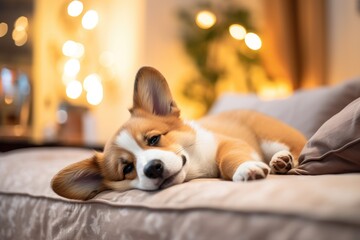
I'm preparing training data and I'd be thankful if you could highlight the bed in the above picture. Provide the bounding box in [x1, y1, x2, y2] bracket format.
[1, 79, 360, 240]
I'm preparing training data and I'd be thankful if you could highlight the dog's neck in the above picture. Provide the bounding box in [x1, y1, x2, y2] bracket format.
[183, 121, 219, 180]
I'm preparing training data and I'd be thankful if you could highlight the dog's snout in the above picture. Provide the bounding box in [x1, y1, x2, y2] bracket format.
[144, 159, 164, 179]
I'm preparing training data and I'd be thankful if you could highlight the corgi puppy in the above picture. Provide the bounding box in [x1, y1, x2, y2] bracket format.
[52, 66, 306, 200]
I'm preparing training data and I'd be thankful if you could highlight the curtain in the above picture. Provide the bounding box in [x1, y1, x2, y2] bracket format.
[261, 0, 327, 89]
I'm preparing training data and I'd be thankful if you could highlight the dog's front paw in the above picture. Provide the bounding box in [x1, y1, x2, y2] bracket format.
[232, 161, 270, 182]
[269, 150, 294, 174]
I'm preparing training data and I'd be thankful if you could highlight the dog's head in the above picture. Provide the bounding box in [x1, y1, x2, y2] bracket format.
[51, 67, 195, 200]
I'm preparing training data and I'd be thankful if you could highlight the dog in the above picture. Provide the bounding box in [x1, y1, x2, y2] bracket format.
[51, 66, 306, 200]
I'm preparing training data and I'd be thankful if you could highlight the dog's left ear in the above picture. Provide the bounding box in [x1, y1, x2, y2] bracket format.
[132, 66, 179, 116]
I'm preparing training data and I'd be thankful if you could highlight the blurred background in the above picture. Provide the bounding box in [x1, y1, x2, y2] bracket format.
[0, 0, 359, 149]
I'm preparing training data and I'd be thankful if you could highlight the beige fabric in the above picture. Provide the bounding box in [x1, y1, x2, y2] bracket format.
[1, 148, 360, 239]
[292, 97, 360, 175]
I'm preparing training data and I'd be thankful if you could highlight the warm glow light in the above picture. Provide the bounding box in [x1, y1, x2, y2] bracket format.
[62, 40, 84, 58]
[67, 0, 83, 17]
[245, 33, 262, 50]
[229, 24, 246, 40]
[0, 22, 8, 37]
[83, 73, 103, 105]
[14, 16, 28, 31]
[258, 81, 292, 100]
[196, 10, 216, 29]
[12, 29, 28, 46]
[4, 96, 13, 104]
[82, 10, 99, 30]
[99, 51, 115, 68]
[64, 58, 80, 77]
[66, 80, 82, 99]
[83, 73, 101, 92]
[86, 87, 103, 105]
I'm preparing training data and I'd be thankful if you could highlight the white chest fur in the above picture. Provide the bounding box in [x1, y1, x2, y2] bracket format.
[184, 121, 219, 180]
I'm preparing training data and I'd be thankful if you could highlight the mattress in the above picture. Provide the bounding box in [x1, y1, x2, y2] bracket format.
[1, 148, 360, 240]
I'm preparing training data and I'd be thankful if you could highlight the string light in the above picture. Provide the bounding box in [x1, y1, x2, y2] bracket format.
[82, 10, 99, 30]
[83, 74, 101, 91]
[229, 24, 246, 40]
[12, 28, 28, 46]
[14, 16, 28, 31]
[64, 58, 80, 77]
[86, 86, 103, 105]
[12, 16, 28, 46]
[245, 33, 262, 50]
[195, 10, 216, 29]
[0, 22, 8, 37]
[62, 40, 84, 58]
[67, 0, 83, 17]
[66, 80, 82, 99]
[83, 74, 103, 105]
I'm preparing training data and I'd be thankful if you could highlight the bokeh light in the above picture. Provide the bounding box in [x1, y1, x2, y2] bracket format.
[67, 0, 83, 17]
[62, 40, 84, 58]
[195, 10, 216, 29]
[66, 80, 82, 99]
[82, 10, 99, 30]
[245, 32, 262, 50]
[64, 58, 80, 77]
[229, 24, 246, 40]
[0, 22, 8, 37]
[83, 73, 101, 92]
[14, 16, 28, 31]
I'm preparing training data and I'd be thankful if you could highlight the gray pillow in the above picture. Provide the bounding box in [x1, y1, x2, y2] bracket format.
[209, 78, 360, 138]
[289, 98, 360, 175]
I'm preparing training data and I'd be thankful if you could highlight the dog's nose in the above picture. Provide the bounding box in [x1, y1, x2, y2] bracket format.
[144, 159, 164, 179]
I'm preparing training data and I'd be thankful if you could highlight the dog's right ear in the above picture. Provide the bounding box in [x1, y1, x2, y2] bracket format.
[51, 152, 107, 200]
[132, 66, 179, 116]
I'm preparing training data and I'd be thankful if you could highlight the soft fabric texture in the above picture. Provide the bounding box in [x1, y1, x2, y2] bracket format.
[1, 148, 360, 240]
[290, 97, 360, 175]
[209, 78, 360, 138]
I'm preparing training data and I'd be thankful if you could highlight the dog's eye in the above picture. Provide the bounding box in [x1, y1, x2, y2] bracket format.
[147, 135, 161, 146]
[123, 163, 134, 175]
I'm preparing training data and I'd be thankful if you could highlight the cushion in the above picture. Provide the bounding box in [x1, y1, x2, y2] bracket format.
[209, 78, 360, 138]
[289, 97, 360, 175]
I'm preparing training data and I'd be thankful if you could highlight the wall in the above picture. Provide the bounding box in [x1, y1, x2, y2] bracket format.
[327, 0, 360, 84]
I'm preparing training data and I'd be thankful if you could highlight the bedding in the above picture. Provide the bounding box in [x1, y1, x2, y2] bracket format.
[1, 148, 360, 240]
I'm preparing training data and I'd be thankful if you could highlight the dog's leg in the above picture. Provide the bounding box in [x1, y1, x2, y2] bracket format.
[216, 140, 270, 182]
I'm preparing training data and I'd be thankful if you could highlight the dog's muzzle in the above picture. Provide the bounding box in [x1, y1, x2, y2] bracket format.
[144, 159, 164, 179]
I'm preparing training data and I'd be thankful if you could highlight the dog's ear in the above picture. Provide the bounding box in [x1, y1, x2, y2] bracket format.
[51, 152, 107, 200]
[132, 66, 179, 116]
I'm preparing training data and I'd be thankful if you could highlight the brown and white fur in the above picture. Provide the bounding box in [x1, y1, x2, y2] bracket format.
[52, 66, 306, 200]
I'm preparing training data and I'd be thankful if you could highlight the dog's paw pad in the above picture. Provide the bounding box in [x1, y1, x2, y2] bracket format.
[270, 150, 294, 174]
[233, 161, 270, 182]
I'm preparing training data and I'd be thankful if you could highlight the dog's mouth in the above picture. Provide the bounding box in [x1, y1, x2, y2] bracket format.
[159, 171, 180, 189]
[159, 155, 187, 189]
